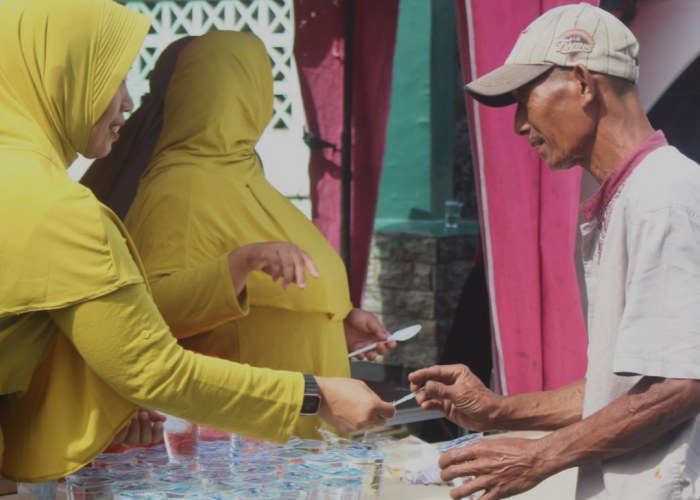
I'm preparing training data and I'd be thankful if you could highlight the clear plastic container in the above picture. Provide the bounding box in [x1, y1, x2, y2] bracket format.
[17, 481, 57, 500]
[290, 439, 325, 455]
[269, 480, 311, 500]
[117, 492, 166, 500]
[239, 474, 280, 487]
[231, 464, 278, 477]
[316, 478, 363, 500]
[231, 436, 270, 452]
[346, 449, 387, 500]
[269, 449, 309, 465]
[199, 469, 235, 481]
[66, 476, 116, 500]
[303, 454, 346, 469]
[234, 488, 279, 499]
[162, 415, 199, 463]
[93, 453, 134, 469]
[68, 468, 110, 480]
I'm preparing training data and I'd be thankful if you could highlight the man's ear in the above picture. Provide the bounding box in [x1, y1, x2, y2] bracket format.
[572, 64, 596, 107]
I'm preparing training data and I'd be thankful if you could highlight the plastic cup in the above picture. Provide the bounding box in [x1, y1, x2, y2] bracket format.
[239, 456, 287, 475]
[316, 478, 363, 500]
[269, 449, 309, 465]
[112, 482, 156, 496]
[68, 468, 110, 480]
[162, 415, 198, 463]
[346, 449, 387, 500]
[17, 481, 57, 499]
[231, 464, 279, 477]
[231, 436, 270, 452]
[117, 493, 166, 500]
[123, 449, 167, 464]
[444, 200, 463, 228]
[198, 426, 232, 443]
[153, 481, 201, 497]
[66, 477, 116, 500]
[269, 481, 311, 500]
[234, 488, 279, 499]
[291, 439, 325, 455]
[303, 454, 346, 469]
[93, 454, 134, 469]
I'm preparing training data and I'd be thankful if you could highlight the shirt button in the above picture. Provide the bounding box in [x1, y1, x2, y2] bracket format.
[141, 330, 151, 339]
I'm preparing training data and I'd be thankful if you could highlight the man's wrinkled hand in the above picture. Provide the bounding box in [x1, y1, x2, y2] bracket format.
[409, 364, 502, 432]
[439, 437, 550, 500]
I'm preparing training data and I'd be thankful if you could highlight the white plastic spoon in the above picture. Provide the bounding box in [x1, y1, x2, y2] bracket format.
[347, 324, 422, 358]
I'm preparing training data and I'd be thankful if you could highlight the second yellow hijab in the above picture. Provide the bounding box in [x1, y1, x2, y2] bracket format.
[127, 31, 352, 321]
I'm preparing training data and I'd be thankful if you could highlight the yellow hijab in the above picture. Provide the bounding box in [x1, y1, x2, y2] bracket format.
[127, 31, 352, 320]
[0, 0, 149, 481]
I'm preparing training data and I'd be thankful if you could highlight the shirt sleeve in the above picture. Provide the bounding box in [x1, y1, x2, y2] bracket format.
[48, 283, 303, 443]
[614, 206, 700, 379]
[148, 254, 249, 339]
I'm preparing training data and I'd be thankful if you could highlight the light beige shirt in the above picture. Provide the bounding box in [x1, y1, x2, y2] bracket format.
[577, 143, 700, 500]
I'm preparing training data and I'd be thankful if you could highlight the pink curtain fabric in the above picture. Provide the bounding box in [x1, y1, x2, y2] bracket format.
[454, 0, 590, 395]
[293, 0, 399, 306]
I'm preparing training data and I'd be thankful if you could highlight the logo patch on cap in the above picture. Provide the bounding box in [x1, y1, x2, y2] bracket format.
[554, 29, 595, 61]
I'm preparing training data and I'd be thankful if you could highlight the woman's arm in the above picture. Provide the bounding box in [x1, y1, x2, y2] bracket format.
[49, 283, 394, 441]
[150, 242, 319, 339]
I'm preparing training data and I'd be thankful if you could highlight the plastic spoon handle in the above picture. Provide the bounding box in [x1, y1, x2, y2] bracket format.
[347, 341, 381, 358]
[347, 325, 422, 358]
[392, 387, 425, 406]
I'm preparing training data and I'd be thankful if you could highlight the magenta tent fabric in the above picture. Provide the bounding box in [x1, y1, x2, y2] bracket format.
[454, 0, 591, 395]
[293, 0, 399, 306]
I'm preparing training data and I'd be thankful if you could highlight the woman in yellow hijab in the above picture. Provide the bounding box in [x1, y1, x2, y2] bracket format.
[0, 0, 394, 482]
[126, 31, 395, 439]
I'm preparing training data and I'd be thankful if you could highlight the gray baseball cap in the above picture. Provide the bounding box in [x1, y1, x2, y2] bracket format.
[466, 3, 639, 107]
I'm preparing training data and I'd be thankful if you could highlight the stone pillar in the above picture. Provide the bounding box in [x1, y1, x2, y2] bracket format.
[361, 222, 478, 368]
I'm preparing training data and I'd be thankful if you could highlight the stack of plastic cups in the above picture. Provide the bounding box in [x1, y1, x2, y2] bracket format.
[316, 478, 364, 500]
[346, 449, 387, 500]
[17, 481, 57, 500]
[66, 476, 116, 500]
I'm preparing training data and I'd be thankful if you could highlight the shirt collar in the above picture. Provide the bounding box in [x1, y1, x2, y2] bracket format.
[580, 131, 668, 222]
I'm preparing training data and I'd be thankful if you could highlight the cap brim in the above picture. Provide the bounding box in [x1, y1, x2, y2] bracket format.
[465, 64, 552, 108]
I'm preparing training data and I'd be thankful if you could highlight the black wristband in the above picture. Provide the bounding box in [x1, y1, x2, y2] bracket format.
[300, 374, 322, 416]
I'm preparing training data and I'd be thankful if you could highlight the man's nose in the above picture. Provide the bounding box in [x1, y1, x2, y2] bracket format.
[514, 103, 529, 136]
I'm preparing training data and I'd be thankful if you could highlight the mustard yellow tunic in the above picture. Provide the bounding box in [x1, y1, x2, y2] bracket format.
[125, 32, 353, 439]
[0, 1, 303, 482]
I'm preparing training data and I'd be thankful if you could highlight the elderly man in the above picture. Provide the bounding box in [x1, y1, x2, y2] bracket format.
[410, 4, 700, 500]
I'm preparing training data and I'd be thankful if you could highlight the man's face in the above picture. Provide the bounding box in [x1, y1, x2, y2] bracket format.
[512, 69, 595, 171]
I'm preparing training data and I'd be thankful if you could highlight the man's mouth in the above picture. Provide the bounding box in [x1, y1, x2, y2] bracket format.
[529, 137, 545, 149]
